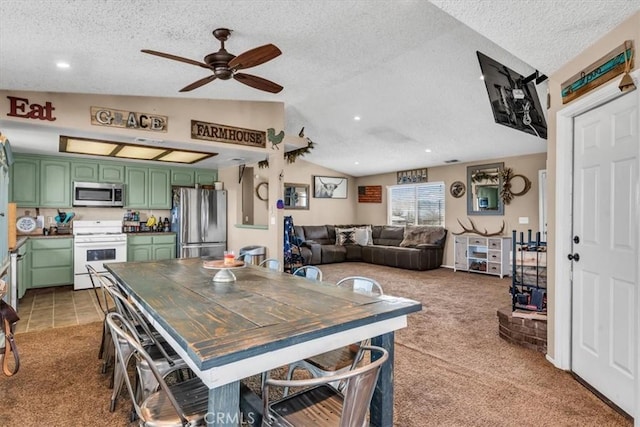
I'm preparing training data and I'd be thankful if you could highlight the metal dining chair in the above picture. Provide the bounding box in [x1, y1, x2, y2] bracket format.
[263, 345, 389, 427]
[292, 265, 323, 281]
[96, 272, 189, 412]
[86, 265, 116, 374]
[283, 276, 383, 395]
[105, 312, 209, 427]
[258, 258, 281, 271]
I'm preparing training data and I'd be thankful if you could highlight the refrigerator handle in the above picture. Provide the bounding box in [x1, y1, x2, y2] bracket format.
[201, 189, 208, 241]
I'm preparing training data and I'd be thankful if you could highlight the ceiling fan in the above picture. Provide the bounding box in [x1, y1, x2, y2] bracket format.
[141, 28, 283, 93]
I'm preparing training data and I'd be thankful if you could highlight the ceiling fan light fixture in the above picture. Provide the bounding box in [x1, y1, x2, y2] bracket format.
[141, 27, 282, 93]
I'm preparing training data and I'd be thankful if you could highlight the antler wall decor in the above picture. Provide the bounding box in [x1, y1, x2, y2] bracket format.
[500, 167, 532, 204]
[452, 218, 505, 236]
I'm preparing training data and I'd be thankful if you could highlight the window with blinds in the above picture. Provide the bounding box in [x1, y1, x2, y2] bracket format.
[388, 182, 445, 226]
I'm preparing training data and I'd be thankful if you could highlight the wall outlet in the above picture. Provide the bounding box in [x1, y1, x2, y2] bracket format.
[519, 217, 529, 224]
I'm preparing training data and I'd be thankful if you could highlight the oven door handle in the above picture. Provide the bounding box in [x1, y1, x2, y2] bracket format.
[75, 242, 127, 248]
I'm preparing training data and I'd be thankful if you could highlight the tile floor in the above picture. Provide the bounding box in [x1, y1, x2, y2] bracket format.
[15, 285, 104, 333]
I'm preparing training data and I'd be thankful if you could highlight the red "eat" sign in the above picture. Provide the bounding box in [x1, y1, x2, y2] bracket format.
[6, 96, 56, 121]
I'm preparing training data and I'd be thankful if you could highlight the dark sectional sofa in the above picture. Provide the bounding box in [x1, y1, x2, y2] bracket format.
[293, 224, 447, 271]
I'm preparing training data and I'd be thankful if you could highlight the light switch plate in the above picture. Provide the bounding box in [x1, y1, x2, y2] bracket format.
[518, 217, 529, 224]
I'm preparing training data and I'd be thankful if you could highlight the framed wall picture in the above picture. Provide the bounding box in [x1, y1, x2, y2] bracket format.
[313, 175, 348, 199]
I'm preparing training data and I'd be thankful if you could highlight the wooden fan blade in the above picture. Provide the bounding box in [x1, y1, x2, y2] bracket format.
[179, 75, 217, 92]
[228, 44, 282, 70]
[141, 49, 211, 69]
[234, 73, 283, 93]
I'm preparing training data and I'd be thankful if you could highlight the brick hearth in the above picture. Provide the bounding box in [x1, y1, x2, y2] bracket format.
[497, 306, 547, 354]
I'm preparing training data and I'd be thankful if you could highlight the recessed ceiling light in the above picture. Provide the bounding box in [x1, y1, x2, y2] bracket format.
[354, 161, 359, 165]
[425, 149, 432, 153]
[479, 75, 484, 80]
[56, 62, 70, 69]
[353, 116, 361, 121]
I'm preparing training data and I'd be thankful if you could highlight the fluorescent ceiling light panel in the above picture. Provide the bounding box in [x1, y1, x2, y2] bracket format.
[59, 135, 217, 164]
[115, 145, 166, 160]
[64, 138, 118, 155]
[157, 151, 210, 163]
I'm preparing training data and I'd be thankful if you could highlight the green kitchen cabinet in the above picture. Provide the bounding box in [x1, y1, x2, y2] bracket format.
[152, 234, 176, 260]
[148, 168, 171, 209]
[128, 234, 175, 262]
[125, 167, 148, 208]
[10, 157, 39, 206]
[125, 167, 170, 209]
[0, 162, 8, 267]
[11, 157, 71, 208]
[71, 161, 99, 182]
[40, 159, 71, 208]
[171, 169, 195, 187]
[99, 164, 125, 183]
[29, 237, 73, 287]
[195, 170, 217, 186]
[71, 161, 125, 183]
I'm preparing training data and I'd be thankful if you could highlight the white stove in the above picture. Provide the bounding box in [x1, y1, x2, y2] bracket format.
[73, 220, 127, 290]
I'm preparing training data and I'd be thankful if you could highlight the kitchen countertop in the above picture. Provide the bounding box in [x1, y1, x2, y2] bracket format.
[125, 232, 175, 235]
[11, 236, 29, 251]
[11, 231, 175, 250]
[27, 234, 74, 240]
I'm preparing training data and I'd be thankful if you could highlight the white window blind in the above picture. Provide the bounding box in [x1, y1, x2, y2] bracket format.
[388, 182, 445, 226]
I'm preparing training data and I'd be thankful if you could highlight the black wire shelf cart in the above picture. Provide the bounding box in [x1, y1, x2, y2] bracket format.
[283, 216, 305, 274]
[511, 229, 547, 312]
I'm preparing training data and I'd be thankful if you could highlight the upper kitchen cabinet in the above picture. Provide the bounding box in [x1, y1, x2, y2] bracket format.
[10, 157, 39, 206]
[125, 167, 171, 209]
[149, 168, 170, 209]
[125, 166, 148, 208]
[171, 169, 195, 187]
[171, 169, 218, 187]
[71, 161, 99, 182]
[71, 161, 125, 183]
[10, 156, 71, 208]
[40, 159, 71, 207]
[100, 164, 125, 183]
[195, 170, 217, 186]
[10, 154, 215, 209]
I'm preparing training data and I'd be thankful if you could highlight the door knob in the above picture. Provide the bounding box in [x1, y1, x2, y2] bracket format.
[567, 253, 580, 262]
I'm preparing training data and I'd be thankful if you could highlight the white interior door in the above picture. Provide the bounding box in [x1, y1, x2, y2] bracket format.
[571, 91, 638, 416]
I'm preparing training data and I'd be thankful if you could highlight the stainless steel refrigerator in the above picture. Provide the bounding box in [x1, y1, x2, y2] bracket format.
[171, 188, 227, 259]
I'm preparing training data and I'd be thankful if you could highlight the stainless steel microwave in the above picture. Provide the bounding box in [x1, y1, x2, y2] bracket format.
[73, 182, 124, 207]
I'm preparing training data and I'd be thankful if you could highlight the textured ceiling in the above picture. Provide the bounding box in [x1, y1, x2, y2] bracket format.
[0, 0, 637, 176]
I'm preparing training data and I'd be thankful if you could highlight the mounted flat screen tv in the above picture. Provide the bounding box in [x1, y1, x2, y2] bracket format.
[477, 51, 547, 139]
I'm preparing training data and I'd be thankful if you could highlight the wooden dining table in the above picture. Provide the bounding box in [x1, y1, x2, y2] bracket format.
[106, 257, 422, 427]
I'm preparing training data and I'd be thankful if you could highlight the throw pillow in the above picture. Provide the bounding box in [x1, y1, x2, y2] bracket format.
[354, 225, 373, 246]
[335, 227, 356, 245]
[399, 225, 446, 247]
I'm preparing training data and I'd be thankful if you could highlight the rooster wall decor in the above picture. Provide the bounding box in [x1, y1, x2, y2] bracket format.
[267, 128, 285, 149]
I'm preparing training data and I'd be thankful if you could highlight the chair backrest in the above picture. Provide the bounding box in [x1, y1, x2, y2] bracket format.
[97, 273, 176, 365]
[292, 265, 323, 281]
[258, 258, 281, 271]
[105, 312, 190, 425]
[336, 276, 384, 296]
[86, 264, 112, 315]
[263, 345, 388, 427]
